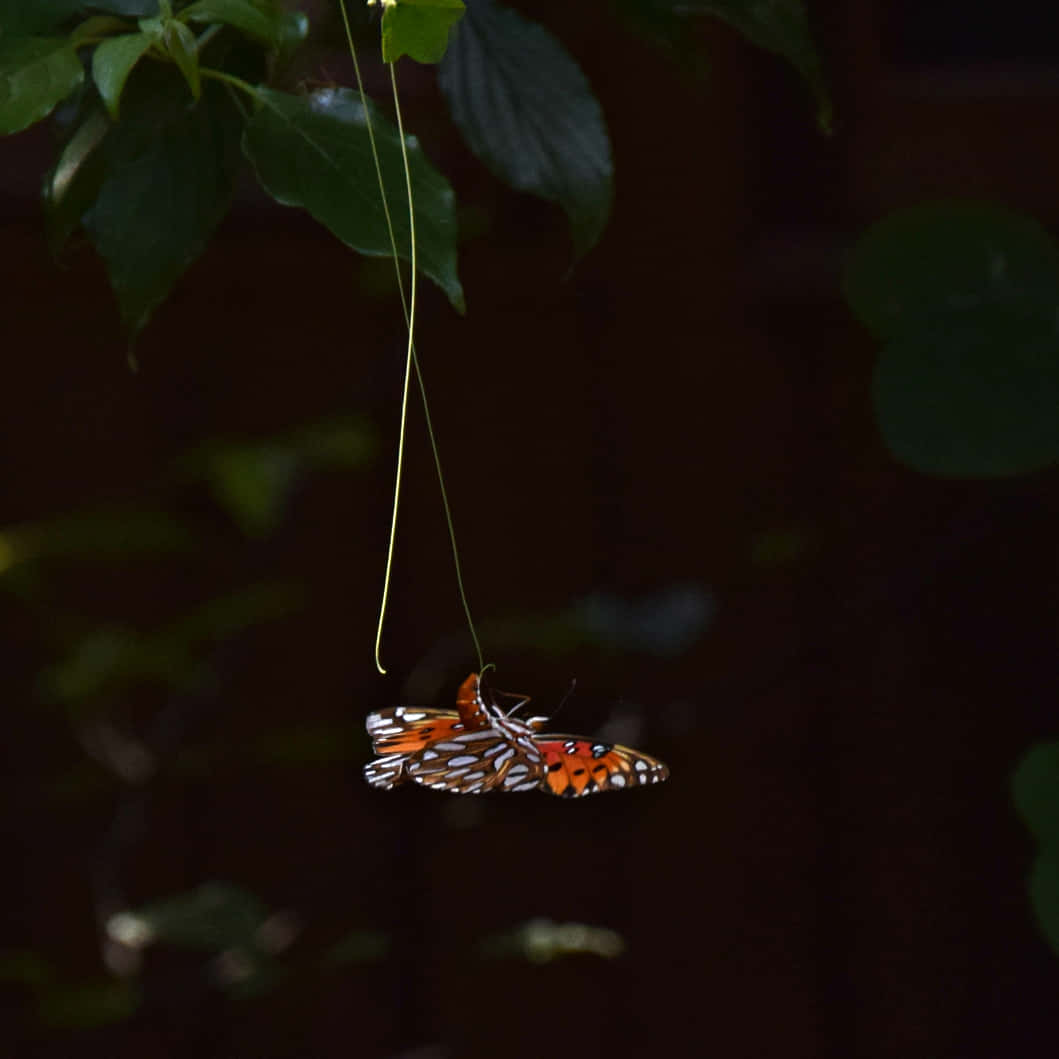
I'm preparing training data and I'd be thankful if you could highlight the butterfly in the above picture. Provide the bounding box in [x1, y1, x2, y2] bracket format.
[364, 673, 669, 797]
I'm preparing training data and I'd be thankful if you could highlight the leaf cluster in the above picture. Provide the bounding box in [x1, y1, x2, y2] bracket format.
[1, 0, 828, 338]
[1013, 744, 1059, 957]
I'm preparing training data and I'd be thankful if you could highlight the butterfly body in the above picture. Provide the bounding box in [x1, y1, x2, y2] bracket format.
[364, 673, 669, 797]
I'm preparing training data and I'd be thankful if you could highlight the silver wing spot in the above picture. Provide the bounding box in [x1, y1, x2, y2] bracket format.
[364, 753, 405, 790]
[457, 729, 502, 742]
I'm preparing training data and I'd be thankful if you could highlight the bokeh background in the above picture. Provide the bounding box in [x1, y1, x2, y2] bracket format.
[3, 1, 1059, 1056]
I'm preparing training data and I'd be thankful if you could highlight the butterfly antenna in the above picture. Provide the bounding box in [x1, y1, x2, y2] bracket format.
[549, 678, 577, 722]
[492, 683, 533, 715]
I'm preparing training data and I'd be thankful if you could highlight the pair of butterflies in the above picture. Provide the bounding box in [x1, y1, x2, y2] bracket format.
[364, 672, 670, 798]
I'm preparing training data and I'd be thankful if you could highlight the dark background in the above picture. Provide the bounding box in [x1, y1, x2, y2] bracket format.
[3, 1, 1059, 1056]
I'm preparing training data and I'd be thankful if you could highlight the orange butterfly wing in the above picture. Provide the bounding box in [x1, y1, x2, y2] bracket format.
[535, 737, 670, 798]
[364, 674, 494, 790]
[367, 709, 475, 755]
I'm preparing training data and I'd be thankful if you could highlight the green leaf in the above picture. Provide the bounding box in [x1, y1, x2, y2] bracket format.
[846, 203, 1059, 477]
[136, 14, 164, 41]
[163, 19, 200, 100]
[1028, 850, 1059, 957]
[205, 443, 299, 536]
[844, 203, 1059, 343]
[0, 949, 54, 986]
[0, 0, 83, 36]
[1013, 742, 1059, 847]
[182, 0, 287, 48]
[244, 86, 464, 311]
[381, 0, 465, 64]
[872, 308, 1059, 477]
[289, 417, 374, 467]
[277, 9, 309, 51]
[0, 507, 195, 572]
[438, 0, 613, 257]
[323, 929, 389, 967]
[91, 31, 154, 118]
[39, 584, 297, 700]
[35, 979, 137, 1029]
[40, 627, 181, 702]
[163, 582, 299, 644]
[130, 883, 267, 950]
[0, 36, 83, 135]
[479, 918, 625, 962]
[671, 0, 831, 131]
[44, 104, 111, 252]
[71, 14, 133, 44]
[83, 71, 243, 332]
[193, 419, 372, 535]
[95, 1, 160, 15]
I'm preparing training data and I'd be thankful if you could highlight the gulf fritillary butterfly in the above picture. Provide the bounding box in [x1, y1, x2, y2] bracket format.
[364, 673, 670, 797]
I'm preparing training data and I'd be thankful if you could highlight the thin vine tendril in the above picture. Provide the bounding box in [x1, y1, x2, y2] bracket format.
[336, 0, 485, 675]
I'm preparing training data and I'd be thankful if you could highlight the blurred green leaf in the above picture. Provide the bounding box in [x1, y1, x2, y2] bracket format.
[195, 420, 372, 535]
[675, 0, 830, 130]
[163, 19, 200, 99]
[0, 949, 53, 986]
[254, 722, 361, 765]
[844, 203, 1059, 343]
[873, 308, 1059, 477]
[35, 979, 137, 1028]
[611, 0, 710, 68]
[1014, 742, 1059, 847]
[845, 203, 1059, 477]
[111, 883, 295, 997]
[91, 31, 154, 117]
[164, 581, 300, 643]
[290, 418, 375, 467]
[0, 508, 196, 576]
[71, 14, 131, 43]
[485, 584, 713, 656]
[244, 86, 465, 312]
[206, 443, 299, 536]
[323, 928, 389, 967]
[576, 584, 714, 655]
[750, 524, 815, 567]
[0, 0, 83, 36]
[0, 1, 157, 37]
[1028, 850, 1059, 958]
[381, 0, 465, 64]
[480, 918, 625, 962]
[0, 36, 83, 135]
[276, 9, 309, 52]
[97, 1, 160, 15]
[44, 103, 111, 252]
[182, 0, 288, 48]
[39, 584, 299, 702]
[128, 882, 266, 950]
[39, 627, 185, 701]
[83, 70, 243, 331]
[438, 0, 612, 258]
